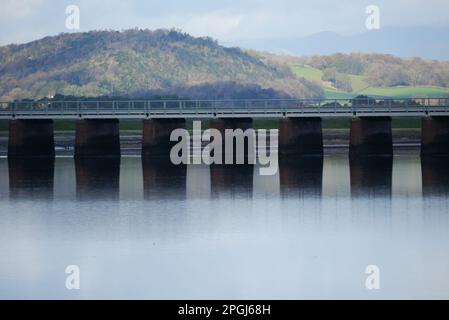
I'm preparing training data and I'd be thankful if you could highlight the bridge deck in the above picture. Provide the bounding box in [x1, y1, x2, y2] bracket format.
[1, 98, 448, 119]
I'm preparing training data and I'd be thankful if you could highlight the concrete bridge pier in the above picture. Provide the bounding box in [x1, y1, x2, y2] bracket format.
[279, 117, 323, 156]
[8, 119, 55, 157]
[75, 119, 121, 158]
[349, 117, 393, 156]
[421, 116, 449, 156]
[142, 119, 186, 158]
[209, 118, 254, 163]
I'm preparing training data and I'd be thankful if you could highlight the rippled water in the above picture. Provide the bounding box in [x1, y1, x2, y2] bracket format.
[0, 153, 448, 299]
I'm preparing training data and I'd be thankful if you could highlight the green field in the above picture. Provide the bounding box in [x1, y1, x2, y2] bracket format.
[290, 64, 449, 99]
[291, 64, 370, 93]
[358, 86, 449, 98]
[290, 65, 323, 83]
[323, 90, 355, 99]
[324, 86, 449, 99]
[349, 74, 369, 92]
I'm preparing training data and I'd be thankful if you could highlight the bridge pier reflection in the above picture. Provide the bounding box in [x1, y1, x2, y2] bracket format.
[142, 157, 186, 200]
[421, 156, 449, 222]
[350, 156, 393, 225]
[350, 156, 393, 198]
[279, 156, 323, 198]
[421, 156, 449, 197]
[75, 157, 121, 200]
[8, 157, 55, 200]
[210, 164, 254, 199]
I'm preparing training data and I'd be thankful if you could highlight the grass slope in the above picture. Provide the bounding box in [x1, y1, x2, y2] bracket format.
[290, 65, 324, 84]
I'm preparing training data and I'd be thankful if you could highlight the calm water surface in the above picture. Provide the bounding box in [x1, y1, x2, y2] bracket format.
[0, 153, 448, 299]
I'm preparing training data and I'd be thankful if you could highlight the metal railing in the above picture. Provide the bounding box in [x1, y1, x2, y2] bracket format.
[0, 98, 448, 119]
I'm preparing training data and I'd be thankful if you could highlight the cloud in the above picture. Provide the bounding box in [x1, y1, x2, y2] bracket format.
[1, 0, 43, 19]
[1, 0, 449, 46]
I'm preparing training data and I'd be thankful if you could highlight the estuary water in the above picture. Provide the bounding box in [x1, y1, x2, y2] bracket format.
[0, 152, 448, 299]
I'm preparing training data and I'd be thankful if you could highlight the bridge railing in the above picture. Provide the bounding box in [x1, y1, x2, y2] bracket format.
[0, 98, 448, 117]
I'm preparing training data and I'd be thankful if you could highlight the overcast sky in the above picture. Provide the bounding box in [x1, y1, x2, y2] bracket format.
[1, 0, 449, 46]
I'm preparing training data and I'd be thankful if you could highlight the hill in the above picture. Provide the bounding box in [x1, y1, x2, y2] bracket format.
[0, 29, 323, 101]
[256, 52, 449, 99]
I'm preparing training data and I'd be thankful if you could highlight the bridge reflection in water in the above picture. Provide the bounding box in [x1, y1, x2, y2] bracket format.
[2, 155, 449, 205]
[3, 154, 449, 299]
[279, 157, 323, 199]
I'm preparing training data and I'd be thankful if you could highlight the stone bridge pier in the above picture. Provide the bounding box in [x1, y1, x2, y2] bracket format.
[75, 119, 121, 158]
[5, 112, 449, 159]
[142, 119, 186, 158]
[209, 118, 254, 163]
[279, 117, 323, 156]
[349, 117, 393, 156]
[421, 116, 449, 156]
